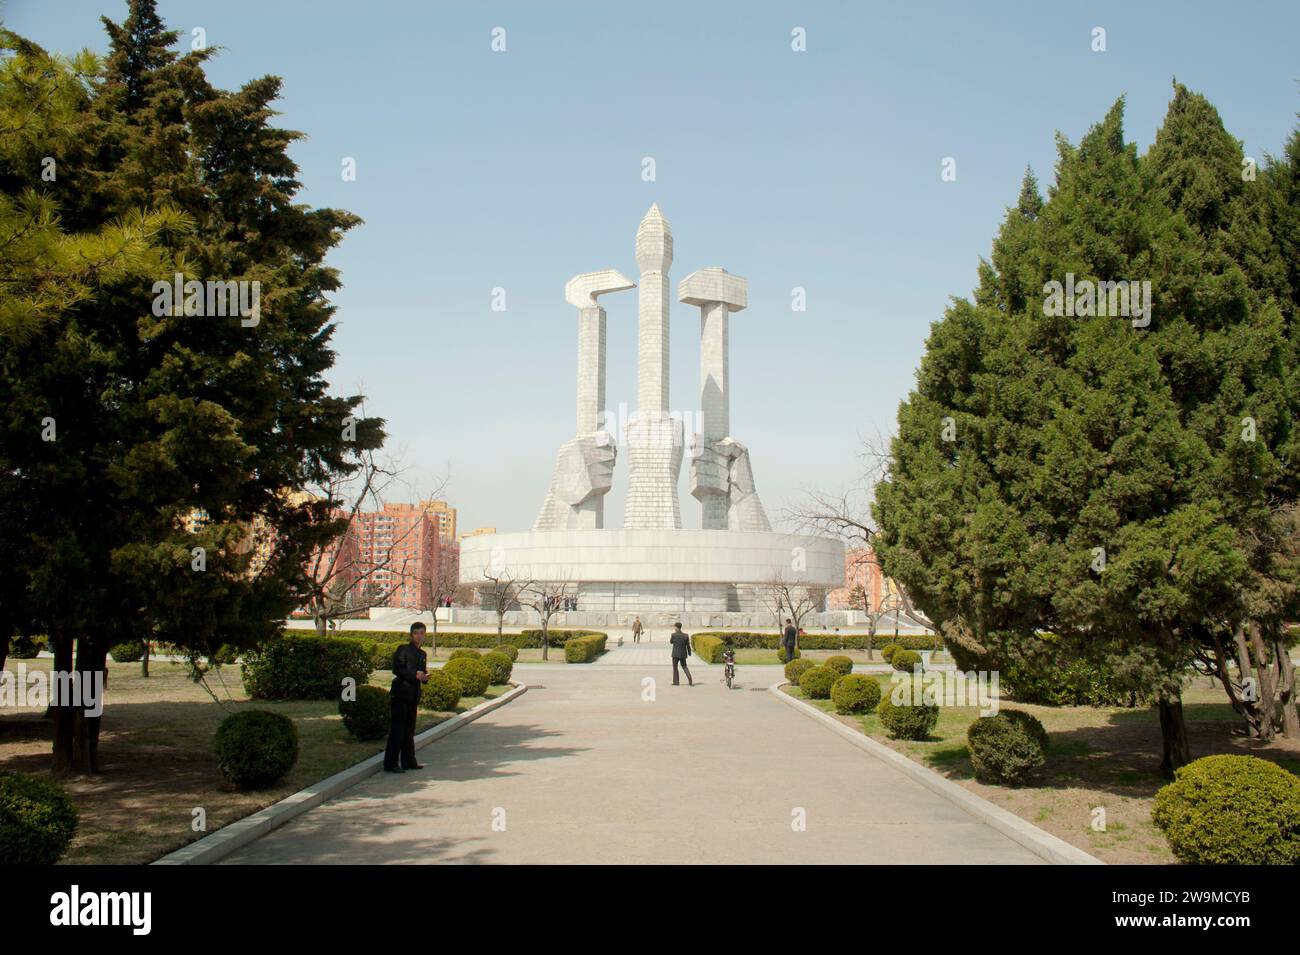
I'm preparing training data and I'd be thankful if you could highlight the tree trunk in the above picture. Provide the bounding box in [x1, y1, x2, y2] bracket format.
[72, 634, 108, 773]
[141, 638, 150, 678]
[429, 615, 438, 658]
[1233, 623, 1265, 737]
[541, 620, 549, 662]
[1272, 628, 1299, 738]
[1157, 694, 1191, 777]
[1248, 620, 1277, 741]
[50, 630, 76, 774]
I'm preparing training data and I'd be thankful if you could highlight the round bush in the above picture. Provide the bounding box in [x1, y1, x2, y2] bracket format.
[784, 658, 816, 685]
[8, 635, 45, 659]
[210, 643, 240, 665]
[448, 648, 482, 661]
[494, 645, 519, 662]
[213, 710, 299, 790]
[831, 674, 882, 714]
[777, 645, 801, 663]
[880, 644, 901, 663]
[109, 639, 145, 663]
[338, 684, 390, 741]
[0, 772, 78, 865]
[481, 651, 514, 686]
[877, 688, 939, 740]
[799, 665, 838, 700]
[1152, 754, 1300, 864]
[824, 655, 854, 677]
[891, 649, 922, 672]
[420, 669, 462, 711]
[442, 657, 491, 698]
[966, 710, 1048, 784]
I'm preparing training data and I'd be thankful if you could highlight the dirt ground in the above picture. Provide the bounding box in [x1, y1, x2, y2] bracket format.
[790, 674, 1300, 864]
[0, 658, 498, 864]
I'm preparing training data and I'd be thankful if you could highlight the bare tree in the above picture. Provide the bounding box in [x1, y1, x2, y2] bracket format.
[760, 571, 827, 642]
[276, 446, 449, 634]
[519, 574, 574, 662]
[416, 543, 460, 657]
[478, 566, 529, 648]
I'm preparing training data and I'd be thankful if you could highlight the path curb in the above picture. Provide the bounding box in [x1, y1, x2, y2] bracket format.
[770, 681, 1104, 866]
[152, 681, 528, 865]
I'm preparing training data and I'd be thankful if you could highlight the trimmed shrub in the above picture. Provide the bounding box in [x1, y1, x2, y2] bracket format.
[777, 645, 801, 663]
[0, 772, 78, 864]
[109, 639, 145, 663]
[879, 644, 901, 663]
[824, 655, 854, 676]
[242, 634, 374, 701]
[799, 666, 838, 700]
[831, 674, 881, 714]
[213, 710, 299, 789]
[692, 635, 726, 663]
[481, 651, 514, 686]
[966, 711, 1048, 784]
[8, 635, 46, 659]
[1152, 754, 1300, 864]
[784, 658, 816, 685]
[877, 687, 939, 740]
[892, 649, 922, 672]
[339, 684, 390, 741]
[1003, 658, 1149, 707]
[442, 657, 491, 697]
[564, 633, 607, 663]
[420, 669, 462, 711]
[449, 648, 483, 661]
[495, 645, 519, 662]
[211, 643, 240, 665]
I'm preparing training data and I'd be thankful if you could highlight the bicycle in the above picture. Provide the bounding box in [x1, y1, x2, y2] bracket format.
[722, 648, 736, 689]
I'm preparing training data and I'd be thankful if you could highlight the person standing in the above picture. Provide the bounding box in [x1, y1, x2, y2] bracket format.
[669, 622, 693, 686]
[632, 616, 643, 644]
[782, 618, 799, 663]
[385, 622, 429, 773]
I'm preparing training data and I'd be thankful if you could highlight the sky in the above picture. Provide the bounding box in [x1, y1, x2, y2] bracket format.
[4, 0, 1298, 535]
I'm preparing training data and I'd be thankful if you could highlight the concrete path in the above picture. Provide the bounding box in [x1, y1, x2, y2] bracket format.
[222, 664, 1043, 865]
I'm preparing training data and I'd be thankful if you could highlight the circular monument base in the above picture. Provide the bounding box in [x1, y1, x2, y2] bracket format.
[458, 528, 845, 616]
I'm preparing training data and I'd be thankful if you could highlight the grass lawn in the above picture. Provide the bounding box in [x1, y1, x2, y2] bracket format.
[0, 658, 507, 864]
[784, 673, 1300, 864]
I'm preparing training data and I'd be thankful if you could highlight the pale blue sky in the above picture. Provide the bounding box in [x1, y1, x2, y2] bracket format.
[5, 0, 1298, 534]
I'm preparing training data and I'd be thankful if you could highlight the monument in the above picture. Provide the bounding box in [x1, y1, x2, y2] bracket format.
[459, 205, 844, 627]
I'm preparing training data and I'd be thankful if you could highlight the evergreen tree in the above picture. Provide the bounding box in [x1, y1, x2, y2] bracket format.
[0, 0, 382, 772]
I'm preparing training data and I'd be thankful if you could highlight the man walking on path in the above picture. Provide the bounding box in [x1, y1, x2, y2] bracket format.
[385, 622, 430, 773]
[669, 622, 693, 686]
[781, 618, 799, 663]
[632, 616, 643, 644]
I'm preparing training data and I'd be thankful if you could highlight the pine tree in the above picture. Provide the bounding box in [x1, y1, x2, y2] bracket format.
[0, 1, 382, 772]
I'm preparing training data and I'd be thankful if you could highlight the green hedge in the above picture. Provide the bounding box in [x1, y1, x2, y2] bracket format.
[1002, 658, 1150, 707]
[213, 710, 299, 789]
[442, 658, 491, 697]
[831, 674, 881, 714]
[799, 666, 838, 700]
[420, 670, 462, 711]
[784, 658, 815, 685]
[364, 630, 608, 669]
[339, 685, 390, 741]
[967, 711, 1048, 784]
[877, 685, 939, 740]
[242, 634, 375, 701]
[690, 631, 940, 651]
[1153, 754, 1300, 864]
[564, 633, 607, 663]
[6, 635, 46, 659]
[0, 772, 78, 865]
[481, 651, 514, 686]
[692, 635, 726, 663]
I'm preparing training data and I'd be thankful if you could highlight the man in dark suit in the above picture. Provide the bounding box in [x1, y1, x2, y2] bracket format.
[782, 618, 799, 663]
[385, 622, 429, 773]
[669, 622, 693, 686]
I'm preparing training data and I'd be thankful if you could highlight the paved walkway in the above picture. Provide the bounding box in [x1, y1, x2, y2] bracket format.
[222, 665, 1043, 865]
